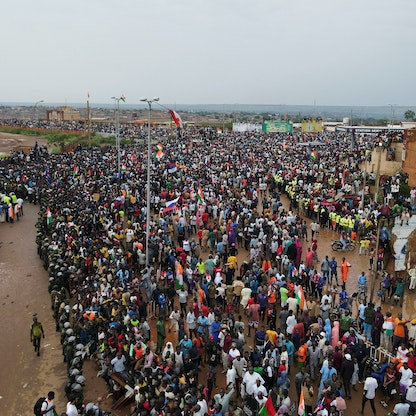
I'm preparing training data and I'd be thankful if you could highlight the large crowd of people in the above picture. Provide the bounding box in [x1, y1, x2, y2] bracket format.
[1, 126, 416, 416]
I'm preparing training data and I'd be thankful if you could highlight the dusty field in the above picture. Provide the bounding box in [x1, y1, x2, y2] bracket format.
[0, 132, 47, 154]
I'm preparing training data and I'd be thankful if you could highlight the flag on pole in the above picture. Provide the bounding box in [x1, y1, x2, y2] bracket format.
[46, 207, 53, 228]
[298, 389, 306, 416]
[163, 197, 180, 213]
[167, 162, 177, 174]
[310, 150, 317, 161]
[258, 395, 276, 416]
[156, 144, 164, 161]
[120, 94, 126, 102]
[296, 286, 305, 310]
[169, 109, 183, 129]
[197, 185, 205, 205]
[87, 92, 90, 99]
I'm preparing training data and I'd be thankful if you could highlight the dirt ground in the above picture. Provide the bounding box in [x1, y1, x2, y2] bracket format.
[0, 132, 47, 154]
[0, 132, 409, 415]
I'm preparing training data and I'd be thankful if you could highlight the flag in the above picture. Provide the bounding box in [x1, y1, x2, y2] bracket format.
[87, 92, 90, 99]
[46, 207, 53, 228]
[73, 165, 79, 175]
[296, 286, 305, 310]
[120, 94, 126, 102]
[341, 168, 347, 187]
[298, 389, 306, 416]
[167, 162, 177, 174]
[310, 150, 317, 161]
[197, 185, 205, 205]
[259, 395, 276, 416]
[169, 109, 183, 129]
[156, 150, 164, 161]
[164, 197, 180, 213]
[156, 144, 164, 161]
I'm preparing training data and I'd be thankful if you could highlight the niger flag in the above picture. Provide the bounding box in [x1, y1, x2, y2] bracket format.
[259, 396, 276, 416]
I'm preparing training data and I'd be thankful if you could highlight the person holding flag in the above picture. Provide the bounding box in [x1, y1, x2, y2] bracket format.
[258, 395, 276, 416]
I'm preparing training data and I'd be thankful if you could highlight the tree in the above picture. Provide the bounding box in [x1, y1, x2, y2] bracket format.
[404, 110, 415, 121]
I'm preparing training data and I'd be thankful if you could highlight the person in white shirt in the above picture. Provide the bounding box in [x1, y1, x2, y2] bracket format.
[359, 375, 378, 415]
[65, 397, 78, 416]
[41, 391, 56, 416]
[396, 344, 409, 363]
[195, 395, 208, 416]
[399, 362, 414, 397]
[226, 362, 237, 389]
[286, 310, 297, 335]
[393, 397, 410, 416]
[242, 366, 265, 397]
[255, 391, 267, 407]
[287, 296, 298, 314]
[252, 378, 268, 398]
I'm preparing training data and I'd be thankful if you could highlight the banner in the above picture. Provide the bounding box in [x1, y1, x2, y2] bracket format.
[301, 120, 323, 132]
[262, 120, 293, 133]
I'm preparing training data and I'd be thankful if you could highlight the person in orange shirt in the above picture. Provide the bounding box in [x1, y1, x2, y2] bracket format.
[393, 312, 408, 350]
[340, 257, 351, 290]
[197, 284, 206, 307]
[297, 342, 308, 368]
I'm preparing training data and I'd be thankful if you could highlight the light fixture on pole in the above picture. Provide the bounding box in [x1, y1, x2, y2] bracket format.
[140, 97, 159, 268]
[111, 96, 122, 178]
[34, 100, 44, 120]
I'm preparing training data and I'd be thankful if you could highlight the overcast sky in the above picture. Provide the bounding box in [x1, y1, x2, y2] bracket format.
[1, 0, 415, 106]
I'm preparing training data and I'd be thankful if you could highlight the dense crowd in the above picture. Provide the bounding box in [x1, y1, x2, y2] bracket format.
[1, 127, 416, 416]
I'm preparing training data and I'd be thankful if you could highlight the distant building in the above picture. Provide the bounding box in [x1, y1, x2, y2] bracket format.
[46, 106, 80, 121]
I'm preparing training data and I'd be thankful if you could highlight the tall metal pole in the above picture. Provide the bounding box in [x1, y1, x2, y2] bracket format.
[374, 142, 383, 205]
[87, 96, 91, 147]
[369, 142, 384, 303]
[140, 97, 159, 268]
[34, 100, 44, 120]
[111, 97, 121, 179]
[146, 102, 152, 268]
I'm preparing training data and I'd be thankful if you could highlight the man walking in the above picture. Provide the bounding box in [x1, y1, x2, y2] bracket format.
[359, 372, 378, 416]
[30, 314, 45, 356]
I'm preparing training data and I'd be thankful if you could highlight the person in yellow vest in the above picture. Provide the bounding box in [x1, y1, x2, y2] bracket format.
[30, 314, 45, 356]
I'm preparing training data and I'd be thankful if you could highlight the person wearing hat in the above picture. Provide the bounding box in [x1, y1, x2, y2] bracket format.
[30, 314, 45, 356]
[340, 353, 354, 399]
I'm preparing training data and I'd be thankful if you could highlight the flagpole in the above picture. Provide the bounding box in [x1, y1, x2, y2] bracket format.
[140, 97, 160, 269]
[111, 96, 122, 179]
[87, 94, 91, 147]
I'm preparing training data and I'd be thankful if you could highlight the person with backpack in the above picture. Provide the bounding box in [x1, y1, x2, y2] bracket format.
[34, 391, 55, 416]
[30, 314, 45, 357]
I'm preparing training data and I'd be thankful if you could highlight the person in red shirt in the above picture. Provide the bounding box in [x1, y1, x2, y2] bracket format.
[197, 227, 203, 245]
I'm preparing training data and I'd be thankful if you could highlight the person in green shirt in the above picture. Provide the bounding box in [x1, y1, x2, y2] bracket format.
[156, 316, 166, 354]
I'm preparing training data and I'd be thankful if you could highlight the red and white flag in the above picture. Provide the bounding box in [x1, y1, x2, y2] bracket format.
[169, 109, 183, 129]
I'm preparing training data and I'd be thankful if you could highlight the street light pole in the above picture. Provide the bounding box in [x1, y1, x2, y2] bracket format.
[34, 100, 44, 120]
[111, 97, 122, 179]
[369, 141, 384, 303]
[140, 97, 159, 268]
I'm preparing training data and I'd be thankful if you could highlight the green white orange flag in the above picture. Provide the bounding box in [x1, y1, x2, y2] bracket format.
[298, 388, 306, 416]
[156, 144, 164, 161]
[197, 185, 205, 205]
[259, 395, 276, 416]
[296, 285, 305, 310]
[46, 207, 53, 228]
